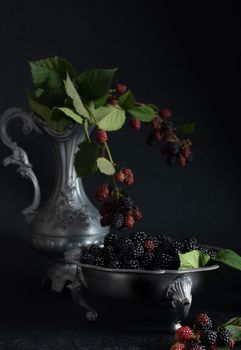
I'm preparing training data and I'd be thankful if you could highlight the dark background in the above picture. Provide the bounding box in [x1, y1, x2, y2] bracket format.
[0, 1, 241, 349]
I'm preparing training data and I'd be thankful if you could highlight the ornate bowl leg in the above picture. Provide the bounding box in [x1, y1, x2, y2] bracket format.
[166, 275, 192, 332]
[69, 266, 98, 321]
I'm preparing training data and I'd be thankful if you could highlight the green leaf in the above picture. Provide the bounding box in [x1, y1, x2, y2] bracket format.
[55, 107, 83, 124]
[27, 94, 72, 132]
[74, 141, 102, 177]
[224, 325, 241, 341]
[34, 88, 45, 98]
[97, 157, 115, 175]
[93, 105, 126, 131]
[175, 123, 195, 134]
[28, 93, 72, 132]
[76, 68, 117, 100]
[64, 73, 90, 119]
[118, 90, 136, 110]
[94, 93, 109, 108]
[29, 56, 77, 92]
[147, 103, 159, 113]
[213, 249, 241, 271]
[128, 105, 156, 122]
[223, 317, 241, 327]
[179, 250, 210, 269]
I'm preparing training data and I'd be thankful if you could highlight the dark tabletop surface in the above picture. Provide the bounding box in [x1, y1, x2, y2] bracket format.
[0, 235, 241, 350]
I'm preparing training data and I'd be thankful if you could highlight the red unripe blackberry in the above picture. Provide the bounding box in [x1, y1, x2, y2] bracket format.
[229, 339, 235, 349]
[95, 129, 108, 143]
[153, 129, 162, 141]
[175, 326, 193, 342]
[116, 83, 127, 94]
[144, 239, 155, 252]
[178, 154, 186, 167]
[182, 145, 191, 159]
[115, 171, 125, 182]
[130, 117, 141, 130]
[123, 214, 135, 229]
[100, 213, 112, 226]
[96, 184, 110, 201]
[195, 313, 213, 331]
[108, 95, 118, 105]
[151, 116, 161, 129]
[133, 207, 142, 221]
[160, 108, 172, 119]
[123, 168, 134, 186]
[170, 342, 185, 350]
[209, 346, 217, 350]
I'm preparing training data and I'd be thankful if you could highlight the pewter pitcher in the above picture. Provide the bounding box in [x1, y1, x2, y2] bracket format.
[0, 108, 108, 290]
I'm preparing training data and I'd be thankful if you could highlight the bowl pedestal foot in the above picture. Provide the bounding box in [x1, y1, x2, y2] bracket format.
[167, 275, 192, 331]
[43, 261, 77, 292]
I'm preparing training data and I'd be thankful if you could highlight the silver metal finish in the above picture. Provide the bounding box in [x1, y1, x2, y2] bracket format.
[66, 249, 219, 331]
[0, 108, 109, 291]
[167, 275, 192, 331]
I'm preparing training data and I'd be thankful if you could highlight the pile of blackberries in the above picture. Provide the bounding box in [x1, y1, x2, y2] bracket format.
[80, 233, 217, 270]
[171, 314, 235, 350]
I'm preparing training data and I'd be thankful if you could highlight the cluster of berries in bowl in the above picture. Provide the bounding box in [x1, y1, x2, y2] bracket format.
[171, 314, 235, 350]
[80, 232, 217, 270]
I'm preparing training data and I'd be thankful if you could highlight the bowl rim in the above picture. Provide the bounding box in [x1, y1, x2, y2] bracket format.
[65, 248, 220, 275]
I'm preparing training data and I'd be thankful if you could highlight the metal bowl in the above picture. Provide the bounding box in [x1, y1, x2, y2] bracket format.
[65, 249, 219, 332]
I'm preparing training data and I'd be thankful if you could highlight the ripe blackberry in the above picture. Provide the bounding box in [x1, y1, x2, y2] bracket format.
[201, 330, 217, 347]
[199, 246, 218, 258]
[217, 328, 232, 346]
[141, 252, 155, 270]
[131, 231, 147, 244]
[189, 346, 206, 350]
[182, 236, 199, 253]
[154, 253, 176, 270]
[195, 314, 213, 331]
[161, 120, 174, 133]
[125, 259, 140, 269]
[164, 239, 184, 255]
[95, 256, 105, 267]
[88, 244, 103, 257]
[107, 259, 122, 269]
[119, 196, 135, 211]
[104, 246, 118, 263]
[119, 237, 134, 252]
[167, 155, 178, 167]
[104, 232, 119, 247]
[111, 213, 124, 229]
[176, 326, 193, 342]
[167, 142, 180, 155]
[80, 252, 95, 265]
[132, 243, 144, 259]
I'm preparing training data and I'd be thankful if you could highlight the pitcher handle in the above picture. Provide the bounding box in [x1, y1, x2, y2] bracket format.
[0, 108, 41, 221]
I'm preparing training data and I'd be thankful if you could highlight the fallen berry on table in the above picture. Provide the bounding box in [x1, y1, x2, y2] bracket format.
[178, 154, 186, 167]
[170, 342, 186, 350]
[167, 155, 178, 167]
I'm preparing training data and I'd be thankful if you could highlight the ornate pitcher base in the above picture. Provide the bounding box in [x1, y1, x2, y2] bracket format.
[44, 260, 77, 292]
